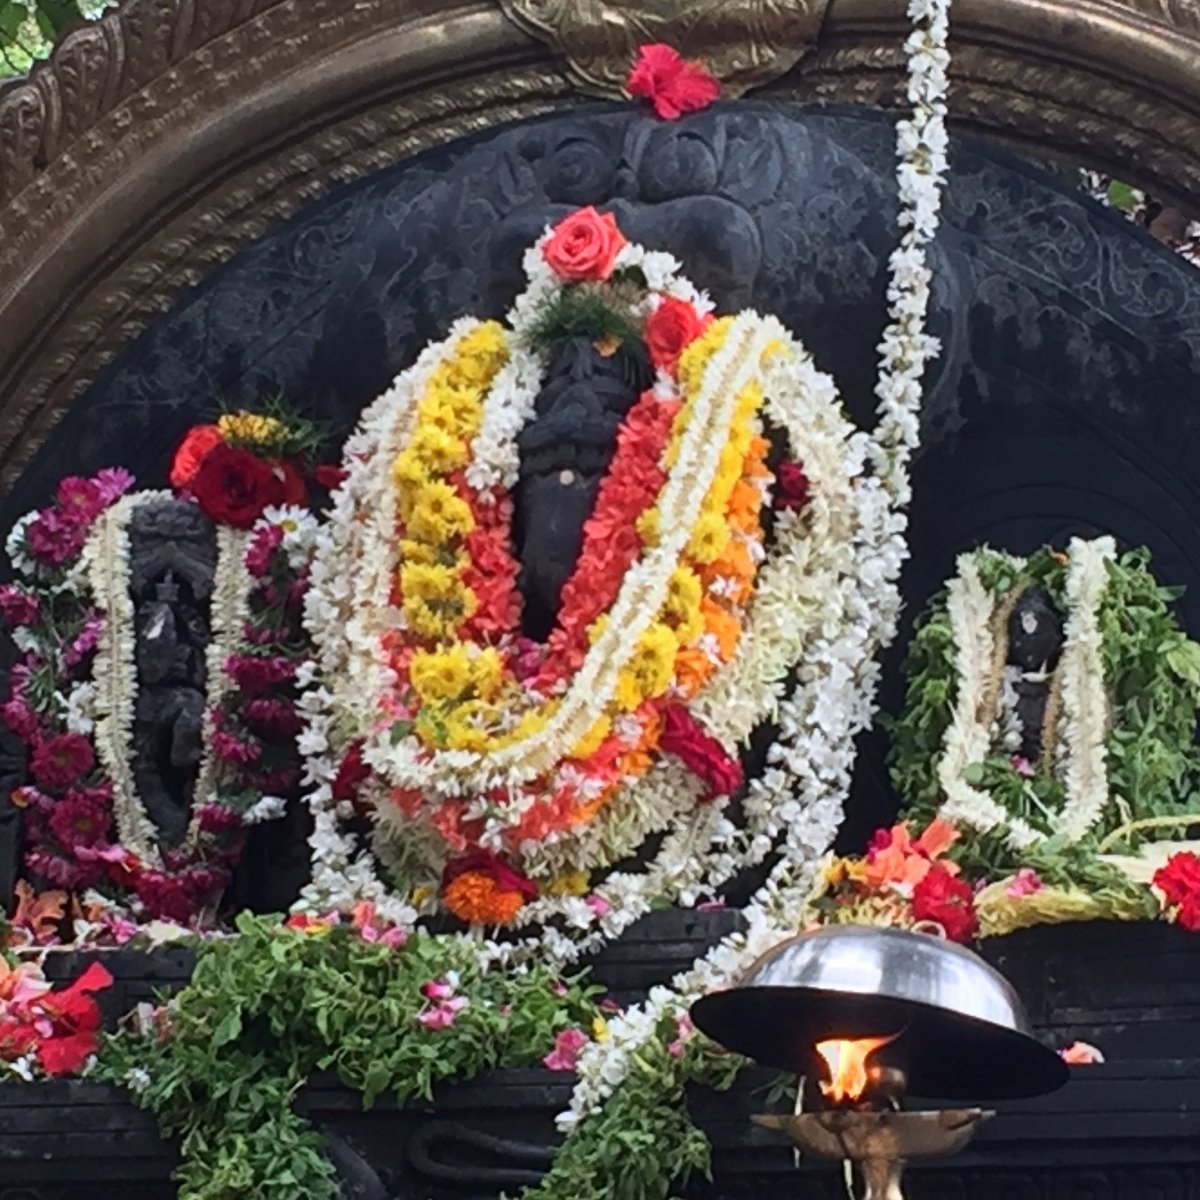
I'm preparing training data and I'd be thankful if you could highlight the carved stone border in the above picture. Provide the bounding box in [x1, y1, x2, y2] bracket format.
[2, 0, 1200, 486]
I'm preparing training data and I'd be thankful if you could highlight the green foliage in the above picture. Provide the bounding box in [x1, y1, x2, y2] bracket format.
[523, 1032, 744, 1200]
[889, 544, 1200, 875]
[524, 282, 650, 374]
[99, 915, 602, 1200]
[0, 1, 111, 77]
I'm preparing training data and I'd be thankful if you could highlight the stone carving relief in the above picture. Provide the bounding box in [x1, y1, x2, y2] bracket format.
[499, 0, 831, 96]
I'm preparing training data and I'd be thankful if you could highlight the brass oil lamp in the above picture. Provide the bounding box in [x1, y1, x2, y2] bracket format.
[690, 926, 1068, 1199]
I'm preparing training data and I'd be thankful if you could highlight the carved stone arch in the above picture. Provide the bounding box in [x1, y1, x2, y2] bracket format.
[2, 0, 1200, 486]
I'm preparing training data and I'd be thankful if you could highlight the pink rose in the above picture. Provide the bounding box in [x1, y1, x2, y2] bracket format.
[542, 207, 627, 282]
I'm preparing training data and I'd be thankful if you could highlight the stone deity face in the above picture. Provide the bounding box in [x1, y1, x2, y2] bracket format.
[512, 337, 649, 639]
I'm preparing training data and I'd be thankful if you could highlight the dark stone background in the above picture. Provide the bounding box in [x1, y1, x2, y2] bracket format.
[5, 101, 1200, 853]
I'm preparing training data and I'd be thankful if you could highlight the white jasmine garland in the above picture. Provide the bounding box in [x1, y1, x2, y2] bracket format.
[557, 0, 952, 1132]
[84, 491, 173, 860]
[931, 538, 1116, 851]
[1054, 536, 1115, 841]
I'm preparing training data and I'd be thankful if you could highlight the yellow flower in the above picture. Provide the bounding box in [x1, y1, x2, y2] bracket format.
[217, 410, 287, 449]
[399, 539, 440, 567]
[592, 1016, 611, 1042]
[677, 317, 733, 395]
[664, 565, 702, 622]
[618, 623, 679, 706]
[410, 645, 475, 701]
[546, 870, 591, 898]
[471, 647, 505, 700]
[422, 382, 482, 441]
[451, 322, 509, 385]
[569, 714, 612, 759]
[399, 562, 461, 604]
[442, 700, 497, 751]
[408, 481, 474, 543]
[636, 507, 661, 547]
[405, 599, 457, 641]
[587, 614, 609, 646]
[613, 669, 644, 712]
[670, 604, 705, 646]
[410, 884, 436, 908]
[687, 512, 731, 564]
[409, 425, 469, 475]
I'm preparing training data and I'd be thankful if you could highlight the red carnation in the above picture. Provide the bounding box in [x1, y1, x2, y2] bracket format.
[1153, 852, 1200, 930]
[912, 865, 979, 944]
[660, 705, 742, 800]
[170, 425, 224, 490]
[1153, 851, 1200, 906]
[626, 44, 720, 121]
[30, 734, 95, 791]
[191, 444, 285, 529]
[442, 850, 539, 902]
[645, 297, 711, 375]
[775, 459, 811, 512]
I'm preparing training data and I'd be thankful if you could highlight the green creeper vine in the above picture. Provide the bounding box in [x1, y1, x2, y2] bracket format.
[99, 915, 746, 1200]
[888, 545, 1200, 879]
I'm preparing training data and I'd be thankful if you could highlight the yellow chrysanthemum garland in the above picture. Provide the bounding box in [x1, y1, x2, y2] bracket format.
[391, 321, 510, 646]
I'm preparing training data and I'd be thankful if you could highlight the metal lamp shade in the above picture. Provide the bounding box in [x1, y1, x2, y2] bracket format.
[690, 926, 1068, 1100]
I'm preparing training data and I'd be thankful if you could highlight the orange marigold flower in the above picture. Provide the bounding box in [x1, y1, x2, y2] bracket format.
[675, 646, 716, 695]
[442, 872, 527, 925]
[700, 597, 741, 660]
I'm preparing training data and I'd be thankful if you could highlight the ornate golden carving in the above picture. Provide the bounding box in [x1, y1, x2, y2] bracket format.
[8, 0, 1200, 488]
[498, 0, 831, 96]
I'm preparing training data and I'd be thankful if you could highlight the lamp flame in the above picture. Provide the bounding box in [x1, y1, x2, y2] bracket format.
[815, 1033, 900, 1104]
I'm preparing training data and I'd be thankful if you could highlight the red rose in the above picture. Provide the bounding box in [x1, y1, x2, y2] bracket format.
[191, 444, 285, 529]
[912, 865, 979, 944]
[645, 298, 711, 375]
[272, 459, 308, 507]
[31, 734, 95, 791]
[542, 207, 628, 282]
[775, 459, 811, 512]
[660, 705, 742, 800]
[170, 425, 224, 490]
[442, 850, 538, 902]
[626, 43, 721, 121]
[1153, 851, 1200, 907]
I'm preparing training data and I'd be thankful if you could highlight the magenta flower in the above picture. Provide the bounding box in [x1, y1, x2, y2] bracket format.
[245, 524, 284, 577]
[585, 893, 612, 918]
[55, 477, 106, 525]
[1004, 867, 1045, 898]
[211, 730, 262, 765]
[64, 612, 104, 669]
[667, 1012, 695, 1059]
[30, 733, 95, 790]
[2, 695, 41, 740]
[418, 996, 469, 1030]
[421, 978, 458, 1002]
[1010, 755, 1035, 778]
[25, 509, 87, 566]
[543, 1027, 589, 1072]
[0, 585, 38, 627]
[92, 468, 135, 505]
